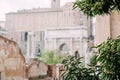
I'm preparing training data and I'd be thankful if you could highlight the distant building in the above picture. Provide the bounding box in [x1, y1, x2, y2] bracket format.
[6, 0, 91, 64]
[0, 21, 7, 36]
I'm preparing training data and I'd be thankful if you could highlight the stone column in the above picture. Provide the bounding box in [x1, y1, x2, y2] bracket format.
[79, 29, 83, 57]
[70, 38, 73, 55]
[84, 40, 89, 67]
[54, 38, 57, 50]
[44, 30, 48, 50]
[56, 64, 62, 80]
[26, 32, 35, 60]
[31, 32, 35, 58]
[26, 33, 30, 61]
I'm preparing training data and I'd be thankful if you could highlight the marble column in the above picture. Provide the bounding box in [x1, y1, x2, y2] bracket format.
[70, 38, 73, 55]
[26, 32, 35, 60]
[26, 33, 30, 61]
[31, 32, 35, 58]
[44, 30, 48, 50]
[54, 38, 57, 50]
[79, 29, 83, 57]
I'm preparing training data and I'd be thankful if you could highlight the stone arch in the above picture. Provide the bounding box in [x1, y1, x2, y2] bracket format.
[59, 43, 69, 54]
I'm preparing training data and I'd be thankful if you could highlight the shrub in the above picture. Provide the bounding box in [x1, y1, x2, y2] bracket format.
[90, 53, 97, 66]
[62, 56, 99, 80]
[94, 36, 120, 80]
[62, 36, 120, 80]
[41, 50, 65, 64]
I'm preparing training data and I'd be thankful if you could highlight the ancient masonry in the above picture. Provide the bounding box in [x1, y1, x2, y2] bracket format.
[0, 36, 56, 80]
[0, 35, 27, 80]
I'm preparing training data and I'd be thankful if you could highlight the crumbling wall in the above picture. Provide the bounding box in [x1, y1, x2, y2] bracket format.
[28, 61, 49, 80]
[0, 36, 27, 80]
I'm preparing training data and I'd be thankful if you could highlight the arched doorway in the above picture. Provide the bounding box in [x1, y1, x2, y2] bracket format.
[59, 43, 69, 54]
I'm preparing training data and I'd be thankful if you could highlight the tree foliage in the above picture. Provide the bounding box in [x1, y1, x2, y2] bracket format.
[93, 36, 120, 79]
[62, 56, 100, 80]
[62, 36, 120, 80]
[73, 0, 120, 17]
[41, 50, 65, 64]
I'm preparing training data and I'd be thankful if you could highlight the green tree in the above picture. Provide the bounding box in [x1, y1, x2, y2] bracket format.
[41, 50, 65, 64]
[73, 0, 120, 79]
[62, 56, 100, 80]
[93, 36, 120, 80]
[73, 0, 120, 17]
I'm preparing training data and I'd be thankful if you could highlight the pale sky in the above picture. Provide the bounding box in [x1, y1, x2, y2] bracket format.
[0, 0, 75, 21]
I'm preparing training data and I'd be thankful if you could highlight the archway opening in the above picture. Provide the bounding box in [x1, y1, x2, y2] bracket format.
[59, 43, 69, 54]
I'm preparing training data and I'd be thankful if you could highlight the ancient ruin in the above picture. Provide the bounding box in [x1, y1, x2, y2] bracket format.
[0, 35, 27, 80]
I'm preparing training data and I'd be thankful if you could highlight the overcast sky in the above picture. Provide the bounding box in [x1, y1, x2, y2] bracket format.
[0, 0, 75, 21]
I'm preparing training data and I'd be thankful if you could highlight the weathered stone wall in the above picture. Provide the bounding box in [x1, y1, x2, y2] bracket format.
[0, 36, 27, 80]
[28, 60, 49, 80]
[0, 36, 63, 80]
[110, 12, 120, 38]
[95, 15, 111, 45]
[95, 12, 120, 45]
[28, 61, 48, 79]
[48, 64, 56, 79]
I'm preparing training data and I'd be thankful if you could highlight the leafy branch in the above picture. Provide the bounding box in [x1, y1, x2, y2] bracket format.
[73, 0, 120, 17]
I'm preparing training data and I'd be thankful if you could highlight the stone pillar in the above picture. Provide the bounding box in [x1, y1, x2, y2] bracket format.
[56, 64, 62, 80]
[56, 65, 59, 80]
[70, 38, 73, 55]
[54, 38, 57, 50]
[26, 32, 35, 60]
[45, 30, 48, 50]
[31, 32, 35, 58]
[79, 29, 83, 57]
[84, 40, 89, 67]
[26, 33, 30, 61]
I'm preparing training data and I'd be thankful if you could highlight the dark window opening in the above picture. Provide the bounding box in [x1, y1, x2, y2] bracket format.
[74, 51, 80, 58]
[0, 72, 1, 80]
[25, 32, 28, 41]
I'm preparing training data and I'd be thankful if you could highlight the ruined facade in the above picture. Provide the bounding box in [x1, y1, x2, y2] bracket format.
[0, 36, 27, 80]
[28, 61, 50, 80]
[0, 36, 57, 80]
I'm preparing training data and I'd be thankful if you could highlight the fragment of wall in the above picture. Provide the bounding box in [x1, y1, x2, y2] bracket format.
[95, 15, 111, 45]
[0, 36, 27, 80]
[110, 12, 120, 38]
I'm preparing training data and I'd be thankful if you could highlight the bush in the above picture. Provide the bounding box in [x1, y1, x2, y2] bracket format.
[62, 56, 99, 80]
[90, 54, 97, 66]
[62, 36, 120, 80]
[93, 36, 120, 80]
[41, 50, 65, 64]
